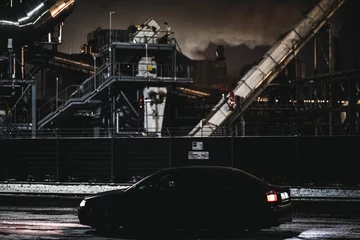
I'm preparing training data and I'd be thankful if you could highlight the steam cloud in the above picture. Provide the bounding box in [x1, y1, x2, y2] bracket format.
[61, 0, 337, 60]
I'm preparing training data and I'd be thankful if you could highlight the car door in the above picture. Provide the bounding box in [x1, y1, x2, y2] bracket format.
[123, 172, 170, 229]
[155, 171, 199, 229]
[196, 170, 239, 229]
[158, 169, 230, 230]
[231, 171, 267, 228]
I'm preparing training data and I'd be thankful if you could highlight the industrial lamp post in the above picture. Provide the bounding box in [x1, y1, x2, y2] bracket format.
[109, 11, 115, 43]
[109, 11, 115, 75]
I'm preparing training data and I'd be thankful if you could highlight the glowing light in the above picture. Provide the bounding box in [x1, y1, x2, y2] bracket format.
[266, 190, 278, 202]
[50, 0, 75, 18]
[27, 3, 45, 18]
[54, 56, 92, 68]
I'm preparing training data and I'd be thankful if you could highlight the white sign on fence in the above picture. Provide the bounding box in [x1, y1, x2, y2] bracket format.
[188, 151, 209, 160]
[192, 141, 203, 150]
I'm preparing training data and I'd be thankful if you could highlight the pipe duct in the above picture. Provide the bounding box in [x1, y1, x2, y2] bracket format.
[0, 0, 75, 37]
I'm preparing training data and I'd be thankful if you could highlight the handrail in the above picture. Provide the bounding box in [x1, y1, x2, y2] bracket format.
[37, 63, 113, 127]
[37, 61, 192, 128]
[37, 85, 79, 120]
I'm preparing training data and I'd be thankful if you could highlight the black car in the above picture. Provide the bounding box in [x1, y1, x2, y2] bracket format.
[78, 166, 292, 233]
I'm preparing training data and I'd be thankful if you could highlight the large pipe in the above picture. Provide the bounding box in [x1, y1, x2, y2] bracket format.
[0, 0, 75, 38]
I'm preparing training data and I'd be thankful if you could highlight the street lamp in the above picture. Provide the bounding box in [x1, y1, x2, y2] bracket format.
[109, 11, 115, 44]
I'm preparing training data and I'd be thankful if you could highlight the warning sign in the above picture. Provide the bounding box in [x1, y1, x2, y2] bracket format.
[188, 151, 209, 160]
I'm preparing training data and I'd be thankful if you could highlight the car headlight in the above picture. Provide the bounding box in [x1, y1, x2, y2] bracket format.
[80, 200, 86, 207]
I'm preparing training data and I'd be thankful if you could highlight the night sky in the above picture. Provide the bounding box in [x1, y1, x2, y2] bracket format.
[58, 0, 360, 74]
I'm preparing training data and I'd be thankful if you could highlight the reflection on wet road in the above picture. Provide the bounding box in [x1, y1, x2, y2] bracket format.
[0, 207, 360, 239]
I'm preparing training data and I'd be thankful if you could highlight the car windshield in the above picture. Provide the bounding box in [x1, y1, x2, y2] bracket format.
[128, 170, 170, 191]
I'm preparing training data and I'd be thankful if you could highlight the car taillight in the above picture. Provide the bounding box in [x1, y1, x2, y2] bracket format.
[266, 190, 278, 202]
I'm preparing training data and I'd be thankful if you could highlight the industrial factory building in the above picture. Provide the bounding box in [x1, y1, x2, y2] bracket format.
[1, 0, 360, 186]
[1, 0, 358, 138]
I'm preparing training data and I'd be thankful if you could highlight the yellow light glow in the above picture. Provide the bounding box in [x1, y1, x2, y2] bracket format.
[50, 0, 75, 18]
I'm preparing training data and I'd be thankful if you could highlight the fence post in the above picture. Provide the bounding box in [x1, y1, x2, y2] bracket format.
[296, 135, 301, 185]
[111, 136, 114, 182]
[4, 140, 8, 180]
[167, 128, 172, 168]
[169, 136, 172, 168]
[230, 136, 234, 167]
[56, 137, 59, 182]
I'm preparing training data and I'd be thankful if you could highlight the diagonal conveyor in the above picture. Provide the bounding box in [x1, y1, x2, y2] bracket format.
[188, 0, 345, 137]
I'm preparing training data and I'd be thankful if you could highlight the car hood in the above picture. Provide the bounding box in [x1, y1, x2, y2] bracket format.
[84, 188, 127, 201]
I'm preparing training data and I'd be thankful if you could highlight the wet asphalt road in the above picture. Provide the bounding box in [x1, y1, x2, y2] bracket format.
[0, 206, 360, 240]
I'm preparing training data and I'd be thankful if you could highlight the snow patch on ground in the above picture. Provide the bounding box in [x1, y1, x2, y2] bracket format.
[0, 183, 359, 198]
[0, 183, 130, 195]
[290, 188, 360, 198]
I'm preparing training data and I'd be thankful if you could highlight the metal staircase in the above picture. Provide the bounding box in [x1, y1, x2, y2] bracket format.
[188, 0, 346, 137]
[37, 59, 192, 129]
[37, 64, 112, 129]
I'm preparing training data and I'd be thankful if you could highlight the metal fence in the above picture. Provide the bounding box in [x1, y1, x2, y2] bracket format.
[0, 135, 359, 187]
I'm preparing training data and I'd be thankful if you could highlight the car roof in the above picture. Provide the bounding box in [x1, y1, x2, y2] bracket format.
[161, 165, 263, 181]
[164, 165, 237, 172]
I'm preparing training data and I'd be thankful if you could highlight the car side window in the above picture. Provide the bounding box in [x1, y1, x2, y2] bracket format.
[158, 172, 191, 190]
[157, 170, 237, 191]
[134, 172, 170, 191]
[232, 171, 263, 190]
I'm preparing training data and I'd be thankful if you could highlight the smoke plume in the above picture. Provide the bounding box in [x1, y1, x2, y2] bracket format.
[61, 0, 341, 60]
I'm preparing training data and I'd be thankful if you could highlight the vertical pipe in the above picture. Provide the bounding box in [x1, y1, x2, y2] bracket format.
[111, 137, 114, 182]
[241, 116, 245, 136]
[230, 136, 234, 167]
[328, 25, 333, 136]
[116, 112, 119, 133]
[145, 43, 148, 77]
[56, 137, 59, 182]
[109, 12, 112, 44]
[8, 39, 13, 79]
[108, 87, 111, 136]
[58, 22, 63, 43]
[174, 47, 177, 81]
[21, 46, 25, 79]
[32, 81, 37, 138]
[112, 94, 116, 135]
[293, 39, 300, 135]
[93, 55, 96, 89]
[296, 135, 301, 185]
[56, 77, 59, 109]
[109, 11, 115, 76]
[169, 136, 172, 167]
[13, 53, 16, 79]
[314, 36, 318, 136]
[314, 36, 317, 77]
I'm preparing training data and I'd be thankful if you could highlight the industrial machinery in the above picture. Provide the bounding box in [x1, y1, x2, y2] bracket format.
[0, 0, 78, 137]
[35, 17, 193, 137]
[188, 0, 360, 137]
[1, 0, 359, 138]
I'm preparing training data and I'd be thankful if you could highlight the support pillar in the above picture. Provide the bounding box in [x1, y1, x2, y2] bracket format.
[8, 39, 13, 79]
[349, 78, 357, 135]
[328, 25, 333, 136]
[31, 81, 36, 137]
[314, 35, 318, 136]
